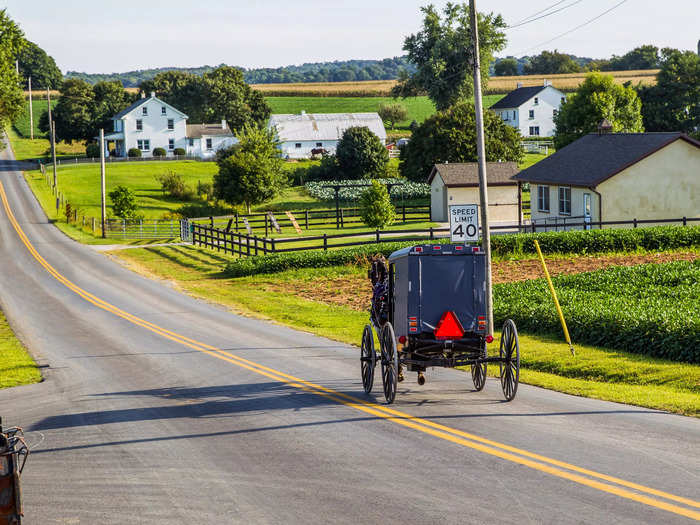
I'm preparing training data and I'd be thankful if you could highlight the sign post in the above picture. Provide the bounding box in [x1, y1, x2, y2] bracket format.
[449, 204, 479, 244]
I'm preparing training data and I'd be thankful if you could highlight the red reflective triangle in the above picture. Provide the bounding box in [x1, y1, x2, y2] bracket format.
[434, 311, 464, 340]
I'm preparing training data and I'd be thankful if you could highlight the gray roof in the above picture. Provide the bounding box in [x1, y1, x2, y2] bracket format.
[513, 132, 700, 187]
[112, 98, 149, 120]
[186, 124, 233, 139]
[268, 112, 387, 142]
[490, 86, 547, 110]
[428, 162, 520, 186]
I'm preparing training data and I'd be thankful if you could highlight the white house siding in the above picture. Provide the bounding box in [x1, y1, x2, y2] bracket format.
[431, 178, 519, 223]
[530, 184, 600, 229]
[119, 97, 188, 157]
[496, 86, 566, 138]
[280, 139, 339, 159]
[186, 136, 237, 159]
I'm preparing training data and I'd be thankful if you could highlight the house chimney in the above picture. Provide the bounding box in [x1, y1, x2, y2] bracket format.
[516, 82, 523, 89]
[221, 119, 227, 130]
[543, 79, 551, 87]
[141, 92, 146, 99]
[597, 119, 613, 135]
[151, 92, 156, 98]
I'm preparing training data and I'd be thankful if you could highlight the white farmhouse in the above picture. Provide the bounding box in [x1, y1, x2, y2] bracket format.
[489, 82, 566, 138]
[268, 111, 387, 159]
[106, 92, 235, 158]
[186, 122, 236, 159]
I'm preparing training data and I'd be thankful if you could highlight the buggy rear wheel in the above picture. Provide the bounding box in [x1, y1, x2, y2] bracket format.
[380, 323, 399, 404]
[361, 324, 376, 394]
[499, 319, 520, 402]
[471, 362, 487, 391]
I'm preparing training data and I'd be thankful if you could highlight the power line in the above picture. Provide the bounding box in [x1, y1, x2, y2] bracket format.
[508, 0, 586, 29]
[509, 0, 570, 26]
[512, 0, 630, 56]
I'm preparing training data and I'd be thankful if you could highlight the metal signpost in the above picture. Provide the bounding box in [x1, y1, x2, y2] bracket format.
[449, 204, 479, 243]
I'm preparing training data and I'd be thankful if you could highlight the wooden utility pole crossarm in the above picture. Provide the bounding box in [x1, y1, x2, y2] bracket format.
[469, 0, 494, 335]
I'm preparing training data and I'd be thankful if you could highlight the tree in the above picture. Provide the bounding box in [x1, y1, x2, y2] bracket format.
[399, 102, 523, 182]
[494, 58, 518, 76]
[553, 72, 644, 149]
[392, 3, 506, 110]
[17, 40, 62, 89]
[335, 126, 389, 179]
[523, 50, 581, 75]
[213, 125, 286, 213]
[637, 48, 700, 134]
[108, 186, 138, 219]
[139, 70, 208, 122]
[377, 103, 408, 129]
[0, 9, 26, 127]
[608, 45, 660, 71]
[51, 79, 96, 143]
[92, 80, 134, 133]
[360, 180, 396, 229]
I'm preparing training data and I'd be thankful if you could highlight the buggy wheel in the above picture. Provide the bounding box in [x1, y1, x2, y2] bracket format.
[380, 323, 399, 404]
[471, 362, 487, 391]
[361, 324, 376, 394]
[499, 319, 520, 402]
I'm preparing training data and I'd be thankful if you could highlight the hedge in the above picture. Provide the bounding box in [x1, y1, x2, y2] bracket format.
[494, 260, 700, 363]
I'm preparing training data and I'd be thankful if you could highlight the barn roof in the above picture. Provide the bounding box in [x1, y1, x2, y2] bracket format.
[268, 112, 387, 142]
[512, 132, 700, 187]
[428, 162, 520, 187]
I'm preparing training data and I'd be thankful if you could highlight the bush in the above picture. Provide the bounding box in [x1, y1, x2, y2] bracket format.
[305, 154, 340, 181]
[335, 126, 389, 179]
[128, 148, 141, 158]
[108, 185, 138, 219]
[378, 103, 408, 129]
[153, 147, 167, 157]
[196, 180, 214, 201]
[305, 178, 430, 201]
[156, 170, 189, 199]
[85, 143, 100, 158]
[359, 180, 395, 228]
[173, 147, 186, 156]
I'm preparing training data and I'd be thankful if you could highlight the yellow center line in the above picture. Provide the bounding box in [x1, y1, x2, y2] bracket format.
[1, 181, 698, 521]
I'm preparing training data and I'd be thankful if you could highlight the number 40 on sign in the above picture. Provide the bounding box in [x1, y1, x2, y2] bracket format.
[449, 204, 479, 243]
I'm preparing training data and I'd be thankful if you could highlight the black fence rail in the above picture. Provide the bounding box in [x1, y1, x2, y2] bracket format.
[191, 216, 700, 257]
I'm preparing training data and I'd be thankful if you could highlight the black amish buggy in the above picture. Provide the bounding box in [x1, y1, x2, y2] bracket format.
[361, 244, 520, 404]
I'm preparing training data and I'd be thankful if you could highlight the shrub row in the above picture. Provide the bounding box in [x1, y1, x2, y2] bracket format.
[491, 225, 700, 257]
[305, 179, 430, 201]
[493, 260, 700, 363]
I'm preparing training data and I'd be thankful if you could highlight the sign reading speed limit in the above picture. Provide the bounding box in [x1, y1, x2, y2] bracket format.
[449, 204, 479, 243]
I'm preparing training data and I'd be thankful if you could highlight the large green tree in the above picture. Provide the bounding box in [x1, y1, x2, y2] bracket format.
[523, 50, 581, 75]
[139, 70, 208, 122]
[213, 126, 285, 213]
[494, 58, 518, 76]
[18, 40, 62, 89]
[553, 72, 644, 150]
[399, 102, 523, 182]
[392, 3, 506, 110]
[608, 45, 660, 71]
[50, 79, 96, 143]
[92, 80, 135, 133]
[335, 126, 390, 179]
[637, 48, 700, 134]
[0, 9, 26, 127]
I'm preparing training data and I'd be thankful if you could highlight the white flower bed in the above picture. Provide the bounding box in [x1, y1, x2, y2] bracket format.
[305, 179, 430, 201]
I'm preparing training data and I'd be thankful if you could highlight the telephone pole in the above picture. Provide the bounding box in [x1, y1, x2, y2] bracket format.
[469, 0, 493, 335]
[51, 121, 57, 188]
[100, 129, 106, 238]
[28, 77, 33, 140]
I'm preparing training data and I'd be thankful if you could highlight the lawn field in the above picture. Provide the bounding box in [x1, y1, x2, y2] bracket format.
[112, 245, 700, 416]
[0, 308, 41, 389]
[7, 127, 85, 162]
[14, 99, 55, 139]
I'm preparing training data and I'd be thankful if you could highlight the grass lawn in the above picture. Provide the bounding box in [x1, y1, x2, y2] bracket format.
[7, 126, 85, 162]
[112, 245, 700, 417]
[14, 99, 55, 139]
[0, 309, 41, 389]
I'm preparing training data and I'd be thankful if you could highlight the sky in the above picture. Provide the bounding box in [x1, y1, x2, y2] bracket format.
[3, 0, 699, 73]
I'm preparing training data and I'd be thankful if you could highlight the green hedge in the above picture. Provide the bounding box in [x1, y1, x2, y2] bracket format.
[494, 260, 700, 363]
[491, 225, 700, 257]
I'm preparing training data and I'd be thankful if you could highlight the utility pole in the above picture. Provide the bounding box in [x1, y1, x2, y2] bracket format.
[100, 129, 106, 238]
[51, 120, 57, 188]
[469, 0, 493, 335]
[28, 77, 33, 140]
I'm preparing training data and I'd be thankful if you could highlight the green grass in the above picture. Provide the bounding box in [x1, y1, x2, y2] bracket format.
[0, 309, 41, 389]
[14, 99, 55, 139]
[112, 245, 700, 417]
[7, 126, 85, 162]
[266, 95, 504, 130]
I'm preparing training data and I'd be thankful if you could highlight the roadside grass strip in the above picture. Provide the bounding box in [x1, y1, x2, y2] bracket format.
[1, 182, 698, 520]
[0, 308, 41, 389]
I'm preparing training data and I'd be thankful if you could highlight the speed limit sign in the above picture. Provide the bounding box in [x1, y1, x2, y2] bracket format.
[449, 204, 479, 243]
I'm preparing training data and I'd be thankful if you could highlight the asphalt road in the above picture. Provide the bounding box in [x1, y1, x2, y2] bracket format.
[0, 143, 698, 524]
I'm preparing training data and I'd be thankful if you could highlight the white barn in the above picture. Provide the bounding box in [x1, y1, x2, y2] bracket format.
[489, 82, 566, 138]
[268, 112, 387, 159]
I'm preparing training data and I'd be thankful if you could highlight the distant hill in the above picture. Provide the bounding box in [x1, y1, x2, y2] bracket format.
[65, 57, 416, 87]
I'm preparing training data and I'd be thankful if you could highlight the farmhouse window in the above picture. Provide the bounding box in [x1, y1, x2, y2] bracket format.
[167, 119, 174, 130]
[188, 138, 194, 146]
[538, 186, 550, 212]
[142, 107, 148, 116]
[161, 106, 166, 115]
[559, 187, 571, 215]
[534, 97, 539, 105]
[513, 110, 516, 120]
[206, 138, 213, 150]
[316, 142, 322, 147]
[529, 126, 540, 136]
[529, 110, 535, 119]
[168, 139, 175, 150]
[137, 139, 150, 151]
[136, 119, 143, 131]
[295, 143, 302, 149]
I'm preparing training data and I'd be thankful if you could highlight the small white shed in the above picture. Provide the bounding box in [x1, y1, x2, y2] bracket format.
[428, 162, 522, 224]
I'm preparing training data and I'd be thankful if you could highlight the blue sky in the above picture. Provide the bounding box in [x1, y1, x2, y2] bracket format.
[4, 0, 699, 73]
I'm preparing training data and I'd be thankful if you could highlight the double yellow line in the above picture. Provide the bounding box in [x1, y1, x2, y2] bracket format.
[1, 181, 698, 521]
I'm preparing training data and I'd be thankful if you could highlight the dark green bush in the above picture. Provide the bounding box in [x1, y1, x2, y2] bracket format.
[173, 147, 186, 156]
[85, 143, 100, 158]
[153, 147, 167, 157]
[128, 148, 141, 158]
